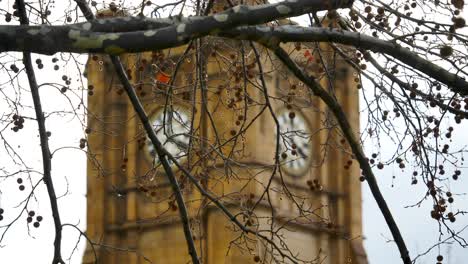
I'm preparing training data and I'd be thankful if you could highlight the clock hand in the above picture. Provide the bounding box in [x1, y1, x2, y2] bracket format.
[297, 146, 307, 159]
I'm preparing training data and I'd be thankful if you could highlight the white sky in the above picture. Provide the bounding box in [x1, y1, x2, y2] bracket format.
[0, 0, 467, 263]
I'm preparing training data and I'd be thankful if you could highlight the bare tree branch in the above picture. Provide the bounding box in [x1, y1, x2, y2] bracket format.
[221, 25, 468, 96]
[0, 0, 354, 54]
[2, 22, 466, 96]
[111, 56, 201, 264]
[16, 0, 64, 263]
[270, 45, 412, 264]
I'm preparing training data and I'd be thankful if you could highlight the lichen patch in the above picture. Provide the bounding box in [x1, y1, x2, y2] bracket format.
[276, 5, 291, 15]
[177, 23, 186, 33]
[106, 33, 119, 40]
[213, 14, 229, 22]
[28, 29, 40, 35]
[82, 23, 92, 31]
[258, 27, 271, 33]
[68, 30, 121, 50]
[144, 30, 158, 37]
[29, 26, 51, 35]
[105, 45, 126, 55]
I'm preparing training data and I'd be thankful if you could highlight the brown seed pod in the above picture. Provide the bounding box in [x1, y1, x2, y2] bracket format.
[454, 17, 466, 28]
[451, 0, 464, 9]
[439, 45, 453, 58]
[294, 42, 301, 51]
[327, 9, 338, 19]
[377, 7, 385, 14]
[109, 2, 118, 12]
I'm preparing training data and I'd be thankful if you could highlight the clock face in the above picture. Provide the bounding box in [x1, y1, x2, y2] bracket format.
[277, 108, 312, 176]
[146, 106, 191, 167]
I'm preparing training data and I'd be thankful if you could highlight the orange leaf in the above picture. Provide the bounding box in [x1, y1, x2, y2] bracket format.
[156, 72, 170, 84]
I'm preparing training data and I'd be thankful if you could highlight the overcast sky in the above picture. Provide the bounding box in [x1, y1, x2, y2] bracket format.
[361, 112, 468, 264]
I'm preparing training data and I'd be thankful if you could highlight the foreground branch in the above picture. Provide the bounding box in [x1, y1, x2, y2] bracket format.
[16, 0, 64, 263]
[0, 0, 353, 54]
[220, 25, 468, 96]
[2, 21, 466, 95]
[271, 46, 412, 264]
[75, 2, 200, 262]
[111, 56, 200, 264]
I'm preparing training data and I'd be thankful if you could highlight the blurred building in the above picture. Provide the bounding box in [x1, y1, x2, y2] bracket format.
[83, 6, 366, 264]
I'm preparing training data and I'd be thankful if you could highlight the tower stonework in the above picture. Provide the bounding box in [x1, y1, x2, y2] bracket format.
[83, 17, 367, 264]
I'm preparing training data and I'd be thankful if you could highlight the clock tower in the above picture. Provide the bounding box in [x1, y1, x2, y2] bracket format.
[83, 13, 367, 264]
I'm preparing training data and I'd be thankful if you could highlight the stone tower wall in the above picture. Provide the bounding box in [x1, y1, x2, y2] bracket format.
[83, 30, 366, 264]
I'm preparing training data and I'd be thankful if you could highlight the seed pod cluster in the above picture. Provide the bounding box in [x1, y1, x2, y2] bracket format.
[27, 210, 43, 228]
[79, 138, 87, 149]
[306, 179, 323, 191]
[11, 114, 25, 132]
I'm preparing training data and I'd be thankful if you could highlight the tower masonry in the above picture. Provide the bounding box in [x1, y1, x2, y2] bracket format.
[83, 9, 367, 264]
